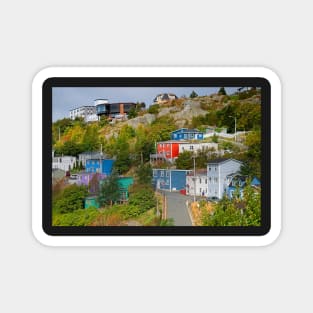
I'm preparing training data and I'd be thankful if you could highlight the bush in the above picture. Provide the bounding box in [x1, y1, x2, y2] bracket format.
[53, 208, 100, 226]
[53, 185, 88, 214]
[128, 187, 156, 212]
[148, 104, 160, 114]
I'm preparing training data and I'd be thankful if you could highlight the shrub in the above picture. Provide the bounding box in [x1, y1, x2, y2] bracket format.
[53, 185, 88, 214]
[148, 104, 160, 114]
[53, 208, 100, 226]
[128, 187, 156, 212]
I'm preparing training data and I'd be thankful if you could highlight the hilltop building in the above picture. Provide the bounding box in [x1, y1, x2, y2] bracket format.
[153, 93, 178, 104]
[69, 105, 97, 121]
[95, 99, 137, 119]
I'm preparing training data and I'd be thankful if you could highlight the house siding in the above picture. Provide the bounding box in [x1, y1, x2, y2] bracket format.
[85, 159, 114, 175]
[207, 159, 242, 199]
[152, 169, 192, 191]
[186, 175, 208, 196]
[171, 128, 204, 141]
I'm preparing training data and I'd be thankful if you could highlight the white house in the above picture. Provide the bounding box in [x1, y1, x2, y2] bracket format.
[179, 142, 218, 154]
[207, 158, 243, 199]
[153, 93, 178, 104]
[69, 105, 97, 121]
[78, 151, 105, 167]
[52, 156, 76, 172]
[186, 170, 209, 197]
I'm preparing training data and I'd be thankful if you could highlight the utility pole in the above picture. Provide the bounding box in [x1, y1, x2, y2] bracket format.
[192, 155, 196, 203]
[230, 115, 237, 142]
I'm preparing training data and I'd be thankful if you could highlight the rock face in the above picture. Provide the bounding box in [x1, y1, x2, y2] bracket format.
[156, 99, 208, 127]
[125, 113, 156, 128]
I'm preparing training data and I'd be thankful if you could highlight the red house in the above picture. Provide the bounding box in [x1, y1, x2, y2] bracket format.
[156, 141, 180, 161]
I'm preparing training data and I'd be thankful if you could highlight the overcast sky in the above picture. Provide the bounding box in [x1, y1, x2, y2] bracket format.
[52, 87, 239, 121]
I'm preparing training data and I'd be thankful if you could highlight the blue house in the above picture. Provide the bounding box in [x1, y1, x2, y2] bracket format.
[171, 128, 204, 141]
[85, 158, 115, 175]
[226, 174, 260, 199]
[152, 169, 192, 191]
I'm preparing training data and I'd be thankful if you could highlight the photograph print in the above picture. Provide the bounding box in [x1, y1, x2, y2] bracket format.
[51, 86, 262, 228]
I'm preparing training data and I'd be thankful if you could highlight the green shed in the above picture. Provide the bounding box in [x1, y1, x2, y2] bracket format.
[118, 177, 134, 201]
[84, 196, 100, 209]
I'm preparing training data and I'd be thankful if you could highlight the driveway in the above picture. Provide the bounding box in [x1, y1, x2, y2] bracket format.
[164, 191, 193, 226]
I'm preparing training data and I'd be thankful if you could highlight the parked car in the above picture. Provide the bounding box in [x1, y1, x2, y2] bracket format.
[207, 196, 219, 203]
[70, 174, 79, 180]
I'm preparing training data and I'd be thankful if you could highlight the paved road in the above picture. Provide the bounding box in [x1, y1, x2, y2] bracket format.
[164, 191, 193, 226]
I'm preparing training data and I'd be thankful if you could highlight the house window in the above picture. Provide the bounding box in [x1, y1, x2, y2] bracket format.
[190, 145, 194, 150]
[215, 167, 217, 171]
[214, 177, 218, 183]
[153, 170, 157, 177]
[199, 178, 202, 184]
[200, 187, 202, 193]
[166, 171, 169, 177]
[209, 177, 212, 184]
[161, 171, 164, 177]
[209, 167, 211, 171]
[205, 179, 207, 184]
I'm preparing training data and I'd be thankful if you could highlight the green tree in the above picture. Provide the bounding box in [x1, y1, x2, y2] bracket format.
[98, 171, 120, 206]
[148, 104, 160, 114]
[114, 138, 131, 174]
[175, 151, 193, 169]
[135, 126, 155, 164]
[136, 164, 153, 185]
[98, 115, 109, 127]
[82, 124, 100, 152]
[88, 173, 101, 195]
[128, 106, 138, 119]
[201, 183, 261, 226]
[195, 147, 212, 168]
[190, 90, 198, 98]
[211, 134, 219, 143]
[242, 130, 261, 177]
[218, 87, 227, 95]
[55, 140, 82, 157]
[128, 186, 156, 212]
[53, 184, 88, 214]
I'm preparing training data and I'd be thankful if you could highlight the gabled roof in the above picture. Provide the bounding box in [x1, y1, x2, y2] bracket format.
[153, 93, 178, 102]
[171, 128, 202, 134]
[207, 158, 243, 165]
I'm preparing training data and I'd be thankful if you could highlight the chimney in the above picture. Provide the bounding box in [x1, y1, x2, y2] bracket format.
[119, 103, 124, 115]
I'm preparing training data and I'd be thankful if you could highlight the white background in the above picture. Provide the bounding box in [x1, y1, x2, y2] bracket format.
[0, 0, 310, 312]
